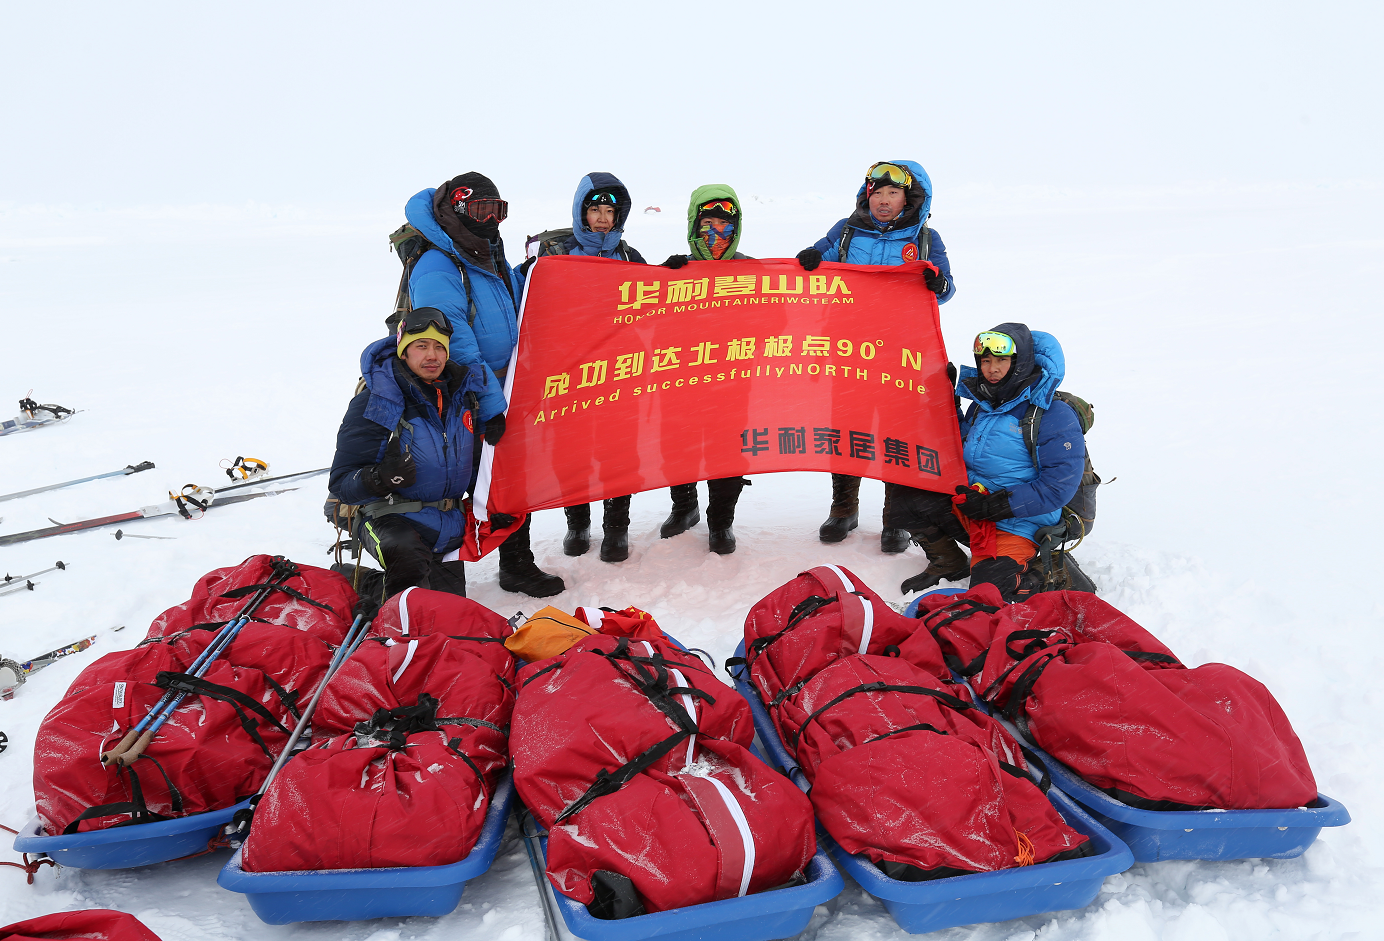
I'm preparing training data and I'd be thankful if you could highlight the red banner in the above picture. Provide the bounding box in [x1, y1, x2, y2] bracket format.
[475, 256, 965, 518]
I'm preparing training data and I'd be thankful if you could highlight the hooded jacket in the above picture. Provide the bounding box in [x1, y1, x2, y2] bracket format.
[685, 183, 751, 261]
[404, 187, 524, 421]
[811, 159, 955, 303]
[561, 172, 646, 261]
[955, 324, 1084, 542]
[329, 337, 486, 553]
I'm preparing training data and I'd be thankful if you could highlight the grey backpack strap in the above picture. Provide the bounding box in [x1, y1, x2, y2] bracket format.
[1020, 404, 1045, 469]
[838, 226, 854, 261]
[919, 225, 932, 260]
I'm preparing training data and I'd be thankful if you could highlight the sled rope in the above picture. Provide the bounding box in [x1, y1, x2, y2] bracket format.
[0, 824, 57, 884]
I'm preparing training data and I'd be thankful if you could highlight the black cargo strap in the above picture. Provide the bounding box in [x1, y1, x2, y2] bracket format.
[155, 671, 293, 758]
[63, 756, 183, 834]
[437, 715, 508, 735]
[863, 722, 948, 746]
[220, 582, 335, 615]
[1124, 650, 1181, 665]
[790, 681, 974, 751]
[520, 660, 565, 689]
[445, 737, 490, 798]
[747, 594, 837, 665]
[921, 599, 1000, 676]
[1005, 629, 1062, 662]
[977, 629, 1066, 703]
[553, 638, 711, 824]
[769, 677, 808, 707]
[1001, 652, 1062, 734]
[446, 635, 506, 644]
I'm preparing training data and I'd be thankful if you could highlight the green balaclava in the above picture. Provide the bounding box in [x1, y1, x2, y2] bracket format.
[686, 183, 742, 261]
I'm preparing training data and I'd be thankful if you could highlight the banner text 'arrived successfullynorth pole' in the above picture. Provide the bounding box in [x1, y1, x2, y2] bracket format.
[476, 256, 965, 518]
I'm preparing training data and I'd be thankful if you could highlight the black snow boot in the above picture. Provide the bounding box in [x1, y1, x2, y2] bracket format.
[880, 483, 910, 553]
[563, 504, 591, 557]
[600, 495, 632, 563]
[497, 517, 565, 597]
[899, 537, 971, 594]
[660, 484, 701, 538]
[818, 474, 860, 543]
[706, 477, 749, 555]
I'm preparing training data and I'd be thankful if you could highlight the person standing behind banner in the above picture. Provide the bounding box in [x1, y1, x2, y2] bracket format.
[796, 160, 957, 554]
[658, 184, 753, 554]
[522, 172, 647, 564]
[403, 173, 564, 597]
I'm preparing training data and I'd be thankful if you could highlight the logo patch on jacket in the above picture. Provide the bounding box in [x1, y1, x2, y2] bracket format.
[462, 410, 475, 433]
[901, 243, 918, 262]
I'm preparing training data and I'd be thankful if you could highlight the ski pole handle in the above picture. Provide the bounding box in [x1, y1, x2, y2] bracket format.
[115, 728, 157, 767]
[100, 728, 143, 765]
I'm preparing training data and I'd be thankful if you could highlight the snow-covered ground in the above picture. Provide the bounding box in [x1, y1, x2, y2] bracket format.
[1, 178, 1381, 939]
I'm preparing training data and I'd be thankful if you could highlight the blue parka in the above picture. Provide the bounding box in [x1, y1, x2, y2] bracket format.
[562, 172, 646, 261]
[329, 337, 486, 553]
[404, 188, 524, 421]
[812, 159, 955, 304]
[956, 324, 1084, 542]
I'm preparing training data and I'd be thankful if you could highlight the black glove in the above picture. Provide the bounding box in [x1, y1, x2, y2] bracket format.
[796, 248, 822, 271]
[923, 266, 947, 295]
[519, 256, 537, 277]
[484, 413, 506, 446]
[954, 486, 1014, 522]
[662, 254, 688, 269]
[363, 435, 415, 496]
[946, 362, 957, 386]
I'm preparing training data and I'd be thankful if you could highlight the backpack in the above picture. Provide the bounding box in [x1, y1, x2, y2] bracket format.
[385, 223, 479, 333]
[525, 227, 637, 261]
[1019, 391, 1101, 539]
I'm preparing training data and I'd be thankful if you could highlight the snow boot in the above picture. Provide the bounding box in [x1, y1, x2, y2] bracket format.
[331, 562, 386, 605]
[660, 484, 701, 538]
[899, 537, 971, 594]
[818, 474, 860, 543]
[600, 495, 632, 563]
[706, 477, 749, 555]
[497, 517, 565, 597]
[880, 528, 911, 553]
[563, 504, 591, 557]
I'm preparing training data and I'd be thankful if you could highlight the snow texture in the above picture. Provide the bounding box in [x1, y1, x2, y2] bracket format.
[1, 3, 1381, 938]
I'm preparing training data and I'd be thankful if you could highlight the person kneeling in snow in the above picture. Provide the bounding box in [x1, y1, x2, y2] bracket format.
[894, 323, 1085, 602]
[329, 310, 497, 603]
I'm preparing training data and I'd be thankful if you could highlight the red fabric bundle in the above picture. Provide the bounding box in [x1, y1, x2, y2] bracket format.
[513, 635, 816, 914]
[977, 591, 1317, 811]
[369, 586, 516, 679]
[0, 910, 162, 940]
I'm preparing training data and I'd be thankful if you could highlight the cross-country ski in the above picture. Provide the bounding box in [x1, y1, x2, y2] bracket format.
[0, 489, 299, 547]
[0, 462, 154, 504]
[0, 635, 96, 700]
[0, 396, 76, 438]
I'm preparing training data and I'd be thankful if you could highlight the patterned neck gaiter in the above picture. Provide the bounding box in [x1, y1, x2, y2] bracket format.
[701, 220, 736, 260]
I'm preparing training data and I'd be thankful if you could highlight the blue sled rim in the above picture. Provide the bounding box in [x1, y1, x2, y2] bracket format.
[730, 634, 1136, 934]
[14, 799, 250, 871]
[216, 774, 515, 924]
[539, 825, 843, 941]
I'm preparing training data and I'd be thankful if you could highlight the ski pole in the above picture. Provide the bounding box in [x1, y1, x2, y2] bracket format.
[0, 463, 154, 504]
[2, 562, 66, 586]
[102, 558, 296, 765]
[520, 808, 562, 941]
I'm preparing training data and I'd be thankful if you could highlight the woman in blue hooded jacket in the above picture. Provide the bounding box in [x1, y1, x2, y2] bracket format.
[894, 323, 1086, 602]
[524, 172, 645, 564]
[394, 173, 563, 597]
[795, 160, 957, 553]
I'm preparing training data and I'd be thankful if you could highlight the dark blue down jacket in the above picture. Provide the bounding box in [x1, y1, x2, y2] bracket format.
[956, 324, 1083, 542]
[405, 188, 522, 422]
[812, 159, 955, 304]
[329, 337, 485, 553]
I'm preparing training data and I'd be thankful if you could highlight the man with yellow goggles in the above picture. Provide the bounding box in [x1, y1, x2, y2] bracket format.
[973, 332, 1017, 357]
[865, 162, 914, 193]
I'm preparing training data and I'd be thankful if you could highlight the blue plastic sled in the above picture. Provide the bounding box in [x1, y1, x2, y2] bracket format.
[13, 798, 250, 870]
[906, 589, 1352, 862]
[730, 638, 1134, 934]
[217, 774, 515, 924]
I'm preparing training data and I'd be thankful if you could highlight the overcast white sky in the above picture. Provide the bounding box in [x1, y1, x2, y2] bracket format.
[1, 1, 1379, 211]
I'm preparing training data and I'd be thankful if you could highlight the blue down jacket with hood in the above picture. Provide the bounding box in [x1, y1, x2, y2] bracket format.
[956, 324, 1084, 542]
[561, 172, 647, 261]
[405, 188, 522, 421]
[329, 337, 486, 553]
[812, 159, 955, 304]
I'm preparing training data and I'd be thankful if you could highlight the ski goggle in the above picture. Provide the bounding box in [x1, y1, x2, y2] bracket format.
[585, 191, 620, 207]
[457, 197, 508, 224]
[866, 162, 913, 190]
[399, 311, 454, 338]
[973, 332, 1017, 356]
[698, 199, 737, 216]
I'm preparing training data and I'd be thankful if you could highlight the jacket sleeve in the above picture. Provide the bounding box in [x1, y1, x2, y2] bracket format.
[329, 390, 389, 505]
[926, 227, 956, 304]
[813, 219, 849, 261]
[1005, 400, 1085, 519]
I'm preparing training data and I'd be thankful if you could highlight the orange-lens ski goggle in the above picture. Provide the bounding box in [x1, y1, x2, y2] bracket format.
[698, 199, 737, 215]
[866, 162, 913, 189]
[459, 197, 508, 224]
[973, 332, 1017, 356]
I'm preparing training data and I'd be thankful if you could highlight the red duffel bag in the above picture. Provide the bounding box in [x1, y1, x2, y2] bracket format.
[513, 635, 816, 916]
[780, 652, 1090, 878]
[742, 565, 950, 734]
[144, 554, 355, 645]
[369, 586, 516, 680]
[978, 591, 1318, 810]
[0, 910, 162, 940]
